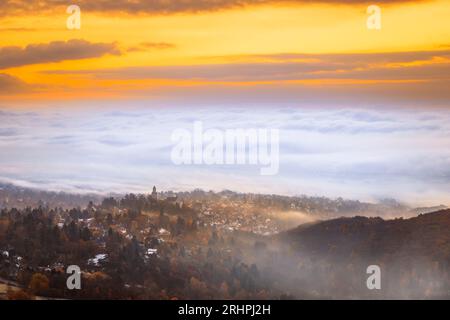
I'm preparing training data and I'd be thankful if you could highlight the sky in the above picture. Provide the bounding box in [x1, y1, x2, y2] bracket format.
[0, 0, 449, 104]
[0, 0, 449, 205]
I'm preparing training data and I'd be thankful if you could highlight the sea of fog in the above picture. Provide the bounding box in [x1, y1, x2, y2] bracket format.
[0, 105, 449, 206]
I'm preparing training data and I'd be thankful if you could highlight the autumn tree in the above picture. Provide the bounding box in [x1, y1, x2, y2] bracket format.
[28, 273, 50, 295]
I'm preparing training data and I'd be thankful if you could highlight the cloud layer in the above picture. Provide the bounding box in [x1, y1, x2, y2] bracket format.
[0, 73, 29, 93]
[38, 49, 449, 105]
[0, 105, 449, 206]
[49, 50, 449, 81]
[0, 0, 421, 16]
[0, 39, 120, 70]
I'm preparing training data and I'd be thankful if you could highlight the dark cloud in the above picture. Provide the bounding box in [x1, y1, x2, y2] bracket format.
[0, 0, 423, 16]
[0, 73, 30, 93]
[0, 39, 121, 70]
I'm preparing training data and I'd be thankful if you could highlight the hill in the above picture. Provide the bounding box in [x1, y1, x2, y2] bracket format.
[283, 209, 450, 263]
[276, 210, 450, 298]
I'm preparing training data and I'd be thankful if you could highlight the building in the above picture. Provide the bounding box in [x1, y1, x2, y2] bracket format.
[151, 186, 157, 200]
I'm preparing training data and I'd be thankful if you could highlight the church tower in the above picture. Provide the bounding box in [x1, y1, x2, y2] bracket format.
[151, 186, 157, 200]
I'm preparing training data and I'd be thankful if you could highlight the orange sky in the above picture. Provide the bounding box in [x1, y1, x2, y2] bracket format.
[0, 0, 449, 105]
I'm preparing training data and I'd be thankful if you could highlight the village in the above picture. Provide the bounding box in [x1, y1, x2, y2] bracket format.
[0, 185, 435, 299]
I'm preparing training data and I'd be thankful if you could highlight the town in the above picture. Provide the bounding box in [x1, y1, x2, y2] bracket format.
[0, 184, 448, 299]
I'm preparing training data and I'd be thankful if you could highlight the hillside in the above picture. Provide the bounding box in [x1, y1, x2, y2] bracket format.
[283, 209, 450, 263]
[273, 210, 450, 298]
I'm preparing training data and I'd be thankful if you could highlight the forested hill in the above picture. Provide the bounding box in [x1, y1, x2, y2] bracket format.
[282, 209, 450, 264]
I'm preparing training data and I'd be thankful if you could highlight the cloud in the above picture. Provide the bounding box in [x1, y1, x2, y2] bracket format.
[0, 27, 38, 32]
[45, 49, 450, 81]
[127, 42, 176, 52]
[0, 106, 450, 206]
[0, 73, 30, 93]
[5, 47, 448, 105]
[0, 0, 424, 16]
[0, 39, 121, 70]
[0, 128, 18, 136]
[38, 49, 449, 104]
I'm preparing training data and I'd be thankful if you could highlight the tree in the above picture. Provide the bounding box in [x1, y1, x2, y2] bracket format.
[7, 289, 34, 300]
[209, 230, 218, 246]
[102, 197, 117, 209]
[106, 213, 113, 225]
[81, 226, 92, 241]
[189, 277, 208, 299]
[29, 273, 50, 295]
[219, 282, 229, 299]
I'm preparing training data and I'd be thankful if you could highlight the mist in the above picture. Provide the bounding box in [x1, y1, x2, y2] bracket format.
[1, 105, 450, 206]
